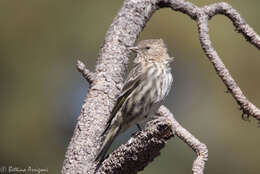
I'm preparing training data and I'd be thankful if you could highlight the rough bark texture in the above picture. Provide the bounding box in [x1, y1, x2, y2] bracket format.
[97, 107, 174, 174]
[62, 1, 159, 173]
[62, 0, 260, 174]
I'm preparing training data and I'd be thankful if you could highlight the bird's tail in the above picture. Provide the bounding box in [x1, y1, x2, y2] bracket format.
[95, 123, 121, 162]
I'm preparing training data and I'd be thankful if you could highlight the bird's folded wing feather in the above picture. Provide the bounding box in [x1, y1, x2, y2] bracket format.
[101, 64, 143, 135]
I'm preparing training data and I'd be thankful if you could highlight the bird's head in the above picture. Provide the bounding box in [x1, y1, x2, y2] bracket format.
[129, 39, 173, 65]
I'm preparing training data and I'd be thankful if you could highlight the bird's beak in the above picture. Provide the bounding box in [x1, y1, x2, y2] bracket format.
[128, 46, 139, 53]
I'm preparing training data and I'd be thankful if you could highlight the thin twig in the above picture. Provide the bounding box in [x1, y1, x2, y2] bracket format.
[202, 2, 260, 49]
[195, 7, 260, 122]
[166, 0, 260, 122]
[76, 60, 96, 84]
[159, 106, 208, 174]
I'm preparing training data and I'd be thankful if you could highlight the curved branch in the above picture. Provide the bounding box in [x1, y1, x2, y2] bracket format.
[159, 0, 199, 20]
[62, 1, 159, 174]
[166, 0, 260, 122]
[161, 106, 208, 174]
[202, 2, 260, 49]
[196, 8, 260, 122]
[96, 106, 208, 174]
[97, 109, 173, 174]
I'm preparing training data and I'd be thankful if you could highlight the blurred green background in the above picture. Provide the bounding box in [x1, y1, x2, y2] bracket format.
[0, 0, 260, 173]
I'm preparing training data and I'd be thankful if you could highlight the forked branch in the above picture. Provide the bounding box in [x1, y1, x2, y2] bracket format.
[165, 0, 260, 122]
[62, 0, 260, 174]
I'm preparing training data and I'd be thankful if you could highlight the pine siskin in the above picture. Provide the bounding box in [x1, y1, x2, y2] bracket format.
[95, 39, 173, 162]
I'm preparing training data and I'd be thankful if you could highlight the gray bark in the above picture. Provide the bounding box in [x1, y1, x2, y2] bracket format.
[62, 0, 260, 174]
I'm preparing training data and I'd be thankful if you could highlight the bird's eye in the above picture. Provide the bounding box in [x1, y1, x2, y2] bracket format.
[145, 46, 151, 50]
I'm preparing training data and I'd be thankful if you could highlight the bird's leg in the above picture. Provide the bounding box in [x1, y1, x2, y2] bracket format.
[136, 124, 142, 131]
[131, 124, 143, 137]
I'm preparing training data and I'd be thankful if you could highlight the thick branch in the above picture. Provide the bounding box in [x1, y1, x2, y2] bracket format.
[96, 106, 207, 174]
[62, 1, 159, 174]
[97, 109, 173, 174]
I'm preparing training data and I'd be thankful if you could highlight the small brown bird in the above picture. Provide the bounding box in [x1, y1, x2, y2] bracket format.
[96, 39, 173, 162]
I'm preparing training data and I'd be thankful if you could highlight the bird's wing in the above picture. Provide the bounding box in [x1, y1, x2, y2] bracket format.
[101, 64, 143, 135]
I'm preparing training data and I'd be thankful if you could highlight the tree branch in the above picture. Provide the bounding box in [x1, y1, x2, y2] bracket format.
[62, 0, 260, 174]
[62, 1, 156, 173]
[162, 106, 208, 174]
[165, 0, 260, 123]
[162, 0, 260, 122]
[196, 4, 260, 122]
[96, 106, 208, 174]
[203, 2, 260, 49]
[76, 60, 96, 84]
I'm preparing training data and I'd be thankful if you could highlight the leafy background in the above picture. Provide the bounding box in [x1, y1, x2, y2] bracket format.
[0, 0, 260, 173]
